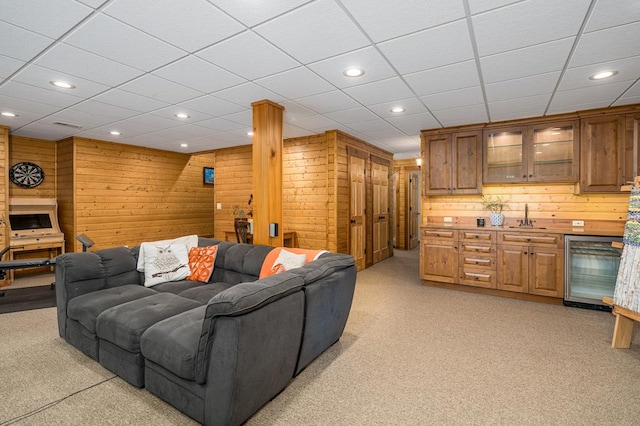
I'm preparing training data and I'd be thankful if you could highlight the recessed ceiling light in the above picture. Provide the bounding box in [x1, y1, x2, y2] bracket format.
[391, 107, 405, 113]
[180, 143, 188, 148]
[589, 70, 618, 80]
[247, 131, 254, 136]
[110, 131, 121, 136]
[343, 67, 365, 78]
[50, 80, 76, 89]
[1, 111, 18, 117]
[175, 113, 190, 119]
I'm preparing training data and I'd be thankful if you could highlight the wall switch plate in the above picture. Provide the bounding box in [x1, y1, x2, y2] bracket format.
[443, 217, 453, 223]
[216, 203, 222, 210]
[572, 220, 585, 227]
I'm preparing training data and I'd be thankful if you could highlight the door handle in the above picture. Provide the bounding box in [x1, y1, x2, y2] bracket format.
[350, 219, 356, 224]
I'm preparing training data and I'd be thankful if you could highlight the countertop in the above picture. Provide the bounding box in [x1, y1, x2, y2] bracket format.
[420, 223, 624, 237]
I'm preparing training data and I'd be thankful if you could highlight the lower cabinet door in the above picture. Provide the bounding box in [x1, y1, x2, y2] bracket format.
[497, 245, 528, 293]
[421, 242, 458, 283]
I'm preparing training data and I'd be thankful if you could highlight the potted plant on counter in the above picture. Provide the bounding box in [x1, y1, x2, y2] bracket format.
[481, 195, 509, 226]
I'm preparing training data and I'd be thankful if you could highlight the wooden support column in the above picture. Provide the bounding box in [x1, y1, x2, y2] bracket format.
[251, 100, 284, 246]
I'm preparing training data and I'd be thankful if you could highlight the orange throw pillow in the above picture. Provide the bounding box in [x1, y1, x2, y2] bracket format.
[259, 247, 328, 279]
[186, 245, 218, 283]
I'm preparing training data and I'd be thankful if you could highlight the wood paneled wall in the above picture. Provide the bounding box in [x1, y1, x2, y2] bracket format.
[422, 184, 630, 226]
[8, 136, 56, 199]
[0, 126, 8, 286]
[283, 134, 329, 249]
[58, 137, 215, 251]
[56, 139, 74, 252]
[212, 145, 252, 241]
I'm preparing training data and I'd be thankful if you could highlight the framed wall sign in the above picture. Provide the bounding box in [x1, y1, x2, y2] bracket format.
[203, 167, 215, 185]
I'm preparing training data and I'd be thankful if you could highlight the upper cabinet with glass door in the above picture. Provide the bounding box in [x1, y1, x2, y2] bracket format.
[483, 120, 579, 184]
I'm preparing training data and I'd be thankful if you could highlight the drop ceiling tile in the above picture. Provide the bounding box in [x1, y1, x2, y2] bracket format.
[558, 56, 640, 92]
[480, 38, 574, 83]
[47, 108, 119, 128]
[103, 0, 244, 52]
[283, 122, 315, 139]
[341, 0, 465, 42]
[93, 89, 169, 113]
[0, 94, 61, 116]
[472, 0, 591, 56]
[386, 111, 441, 133]
[149, 124, 215, 140]
[178, 96, 247, 117]
[197, 31, 299, 80]
[13, 64, 110, 98]
[220, 109, 252, 126]
[570, 21, 640, 68]
[280, 101, 317, 121]
[614, 80, 640, 105]
[103, 118, 169, 137]
[375, 136, 421, 151]
[120, 74, 203, 104]
[468, 0, 522, 14]
[63, 14, 185, 72]
[343, 77, 414, 105]
[584, 0, 640, 33]
[153, 56, 245, 94]
[36, 43, 144, 86]
[0, 55, 24, 79]
[254, 0, 370, 64]
[485, 72, 561, 102]
[550, 81, 633, 110]
[70, 100, 139, 120]
[0, 110, 43, 129]
[0, 81, 83, 108]
[76, 0, 103, 8]
[0, 0, 92, 38]
[204, 131, 251, 147]
[346, 119, 396, 134]
[378, 19, 474, 74]
[490, 108, 543, 122]
[404, 60, 480, 96]
[0, 21, 53, 61]
[213, 0, 311, 27]
[307, 46, 396, 89]
[294, 90, 361, 114]
[13, 121, 81, 139]
[324, 107, 379, 125]
[367, 98, 428, 118]
[149, 106, 214, 124]
[193, 117, 246, 132]
[488, 94, 550, 118]
[255, 67, 334, 99]
[421, 86, 485, 111]
[290, 114, 339, 132]
[432, 104, 488, 127]
[127, 114, 183, 130]
[213, 83, 285, 108]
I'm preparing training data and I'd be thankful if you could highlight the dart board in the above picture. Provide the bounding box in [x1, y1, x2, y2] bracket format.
[9, 161, 45, 188]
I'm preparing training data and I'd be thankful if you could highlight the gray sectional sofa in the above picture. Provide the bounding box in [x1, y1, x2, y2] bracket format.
[54, 237, 356, 425]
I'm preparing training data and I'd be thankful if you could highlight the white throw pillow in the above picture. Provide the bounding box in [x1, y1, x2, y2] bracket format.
[142, 243, 191, 287]
[270, 249, 307, 275]
[137, 234, 198, 272]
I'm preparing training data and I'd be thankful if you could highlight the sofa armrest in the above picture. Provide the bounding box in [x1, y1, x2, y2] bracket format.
[55, 246, 139, 338]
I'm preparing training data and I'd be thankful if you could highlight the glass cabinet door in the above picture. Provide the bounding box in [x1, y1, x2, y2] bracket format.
[484, 128, 525, 182]
[529, 121, 578, 182]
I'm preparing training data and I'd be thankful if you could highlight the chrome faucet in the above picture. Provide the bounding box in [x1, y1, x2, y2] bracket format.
[518, 203, 534, 227]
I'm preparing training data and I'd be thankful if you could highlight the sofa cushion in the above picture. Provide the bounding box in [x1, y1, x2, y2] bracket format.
[96, 293, 202, 353]
[186, 245, 218, 282]
[140, 306, 207, 381]
[67, 284, 156, 334]
[152, 279, 201, 295]
[210, 243, 273, 284]
[178, 282, 234, 304]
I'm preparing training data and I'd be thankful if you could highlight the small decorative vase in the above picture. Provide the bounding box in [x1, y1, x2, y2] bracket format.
[489, 213, 504, 227]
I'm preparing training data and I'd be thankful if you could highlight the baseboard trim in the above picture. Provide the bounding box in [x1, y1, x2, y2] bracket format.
[421, 280, 563, 305]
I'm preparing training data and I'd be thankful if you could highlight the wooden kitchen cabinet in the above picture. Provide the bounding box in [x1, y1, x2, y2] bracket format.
[484, 120, 578, 184]
[497, 232, 564, 298]
[420, 228, 458, 283]
[580, 114, 625, 192]
[422, 130, 481, 195]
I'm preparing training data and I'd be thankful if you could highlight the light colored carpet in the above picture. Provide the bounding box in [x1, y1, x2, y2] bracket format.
[1, 249, 639, 425]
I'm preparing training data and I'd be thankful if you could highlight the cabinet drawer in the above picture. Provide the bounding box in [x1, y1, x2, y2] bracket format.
[459, 254, 495, 269]
[460, 230, 495, 243]
[421, 228, 456, 242]
[459, 242, 494, 255]
[499, 232, 561, 247]
[459, 267, 496, 288]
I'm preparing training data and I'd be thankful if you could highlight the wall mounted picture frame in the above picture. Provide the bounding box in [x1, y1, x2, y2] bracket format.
[203, 167, 215, 185]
